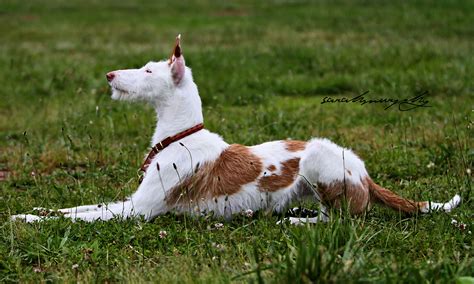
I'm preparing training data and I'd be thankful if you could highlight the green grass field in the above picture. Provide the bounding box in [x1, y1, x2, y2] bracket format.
[1, 0, 473, 282]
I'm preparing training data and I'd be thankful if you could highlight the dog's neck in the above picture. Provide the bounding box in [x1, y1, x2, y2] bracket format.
[151, 81, 204, 145]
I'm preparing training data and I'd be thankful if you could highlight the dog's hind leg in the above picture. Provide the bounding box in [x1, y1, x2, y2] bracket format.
[276, 177, 330, 225]
[277, 217, 322, 225]
[299, 138, 371, 215]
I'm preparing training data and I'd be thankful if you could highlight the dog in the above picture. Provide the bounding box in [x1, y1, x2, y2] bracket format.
[11, 35, 461, 223]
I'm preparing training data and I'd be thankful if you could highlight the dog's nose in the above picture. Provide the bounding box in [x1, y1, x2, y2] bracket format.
[106, 72, 115, 82]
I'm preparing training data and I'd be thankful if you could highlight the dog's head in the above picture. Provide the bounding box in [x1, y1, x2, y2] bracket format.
[106, 35, 190, 103]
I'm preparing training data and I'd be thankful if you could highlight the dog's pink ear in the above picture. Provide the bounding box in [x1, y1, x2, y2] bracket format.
[169, 34, 185, 85]
[171, 57, 185, 85]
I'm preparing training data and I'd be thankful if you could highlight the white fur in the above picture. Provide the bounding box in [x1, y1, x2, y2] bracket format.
[11, 45, 460, 223]
[300, 138, 368, 185]
[420, 194, 461, 213]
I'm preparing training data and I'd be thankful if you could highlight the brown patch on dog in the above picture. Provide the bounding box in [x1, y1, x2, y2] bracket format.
[258, 158, 300, 192]
[165, 144, 262, 206]
[317, 179, 370, 215]
[284, 140, 307, 152]
[267, 165, 276, 172]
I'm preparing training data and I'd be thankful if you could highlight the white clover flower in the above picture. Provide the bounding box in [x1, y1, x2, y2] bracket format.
[242, 209, 254, 218]
[466, 168, 471, 175]
[159, 230, 167, 239]
[214, 223, 224, 229]
[426, 162, 435, 169]
[212, 243, 225, 251]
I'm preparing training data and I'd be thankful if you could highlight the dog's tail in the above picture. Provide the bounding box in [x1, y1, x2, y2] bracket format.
[367, 178, 461, 213]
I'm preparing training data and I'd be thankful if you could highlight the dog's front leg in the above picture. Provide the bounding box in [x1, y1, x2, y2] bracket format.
[54, 203, 108, 214]
[11, 200, 136, 223]
[61, 199, 136, 221]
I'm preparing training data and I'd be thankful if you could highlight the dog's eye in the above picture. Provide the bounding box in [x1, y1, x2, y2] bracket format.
[145, 69, 152, 73]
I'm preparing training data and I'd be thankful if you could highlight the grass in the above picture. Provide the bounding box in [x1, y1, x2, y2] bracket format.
[0, 0, 473, 282]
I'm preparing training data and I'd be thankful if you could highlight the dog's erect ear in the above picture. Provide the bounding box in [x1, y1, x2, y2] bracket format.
[169, 34, 185, 85]
[168, 34, 182, 64]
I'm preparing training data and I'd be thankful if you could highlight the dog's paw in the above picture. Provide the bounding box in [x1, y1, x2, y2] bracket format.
[285, 207, 320, 218]
[10, 214, 42, 223]
[32, 207, 58, 216]
[277, 217, 320, 226]
[32, 207, 51, 212]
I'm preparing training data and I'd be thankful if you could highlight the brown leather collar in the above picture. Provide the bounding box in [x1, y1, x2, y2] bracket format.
[139, 123, 204, 178]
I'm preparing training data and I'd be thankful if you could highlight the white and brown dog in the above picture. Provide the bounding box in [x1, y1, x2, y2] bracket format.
[12, 35, 460, 223]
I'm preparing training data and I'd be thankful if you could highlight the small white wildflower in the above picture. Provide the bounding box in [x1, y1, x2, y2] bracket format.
[468, 231, 471, 235]
[159, 230, 167, 239]
[458, 223, 467, 231]
[466, 168, 471, 175]
[242, 209, 254, 218]
[71, 264, 79, 270]
[89, 120, 93, 125]
[427, 162, 435, 169]
[451, 219, 458, 225]
[212, 243, 225, 251]
[30, 171, 36, 177]
[214, 223, 224, 229]
[399, 179, 409, 186]
[212, 256, 218, 261]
